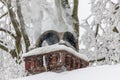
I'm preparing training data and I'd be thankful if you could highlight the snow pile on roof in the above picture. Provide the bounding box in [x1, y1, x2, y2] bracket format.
[22, 44, 88, 61]
[11, 64, 120, 80]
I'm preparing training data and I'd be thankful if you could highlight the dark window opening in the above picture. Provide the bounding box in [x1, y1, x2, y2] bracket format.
[39, 31, 59, 47]
[63, 32, 76, 48]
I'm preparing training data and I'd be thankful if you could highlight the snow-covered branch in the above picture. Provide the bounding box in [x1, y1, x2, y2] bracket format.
[7, 0, 21, 37]
[80, 0, 120, 65]
[0, 28, 16, 38]
[16, 0, 30, 52]
[0, 0, 5, 5]
[0, 43, 8, 52]
[0, 12, 8, 19]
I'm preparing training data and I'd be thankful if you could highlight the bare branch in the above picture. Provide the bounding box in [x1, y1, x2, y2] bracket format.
[0, 28, 16, 38]
[16, 0, 30, 52]
[72, 0, 79, 35]
[0, 40, 3, 43]
[0, 43, 17, 58]
[0, 0, 5, 5]
[0, 43, 8, 52]
[0, 40, 7, 45]
[72, 0, 79, 51]
[6, 0, 22, 54]
[10, 49, 17, 58]
[95, 24, 99, 37]
[0, 12, 8, 19]
[6, 0, 21, 37]
[89, 57, 106, 63]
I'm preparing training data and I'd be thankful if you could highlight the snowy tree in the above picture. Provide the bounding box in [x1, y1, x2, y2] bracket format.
[0, 0, 30, 63]
[0, 0, 79, 79]
[0, 0, 30, 79]
[80, 0, 120, 65]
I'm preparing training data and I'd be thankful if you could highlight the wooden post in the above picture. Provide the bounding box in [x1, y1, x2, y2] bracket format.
[52, 53, 57, 64]
[61, 52, 65, 65]
[25, 58, 31, 71]
[46, 54, 51, 71]
[36, 55, 43, 71]
[31, 57, 35, 70]
[72, 57, 76, 69]
[76, 59, 81, 69]
[66, 54, 71, 70]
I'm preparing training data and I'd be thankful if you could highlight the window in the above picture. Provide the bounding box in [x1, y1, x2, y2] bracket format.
[63, 32, 76, 48]
[39, 31, 59, 47]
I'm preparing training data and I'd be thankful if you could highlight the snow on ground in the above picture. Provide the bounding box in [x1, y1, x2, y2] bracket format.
[11, 64, 120, 80]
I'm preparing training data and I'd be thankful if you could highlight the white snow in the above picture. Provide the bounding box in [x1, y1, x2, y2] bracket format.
[11, 64, 120, 80]
[43, 56, 47, 71]
[22, 44, 88, 61]
[21, 0, 76, 43]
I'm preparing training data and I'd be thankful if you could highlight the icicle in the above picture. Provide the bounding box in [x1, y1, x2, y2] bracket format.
[43, 56, 47, 71]
[59, 52, 62, 63]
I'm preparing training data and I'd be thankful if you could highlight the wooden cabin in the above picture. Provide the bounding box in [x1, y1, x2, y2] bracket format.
[23, 31, 89, 74]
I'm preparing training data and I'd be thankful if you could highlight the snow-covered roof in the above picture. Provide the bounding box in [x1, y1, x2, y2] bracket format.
[22, 44, 88, 61]
[11, 64, 120, 80]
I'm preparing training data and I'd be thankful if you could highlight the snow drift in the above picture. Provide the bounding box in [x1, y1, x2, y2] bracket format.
[11, 64, 120, 80]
